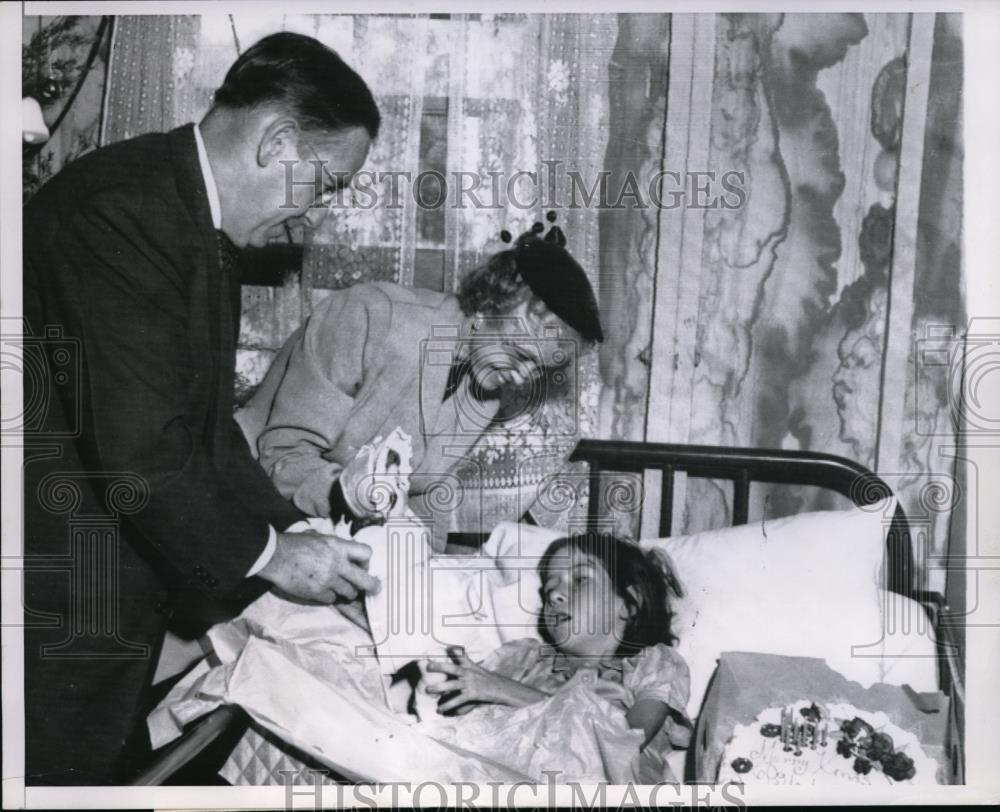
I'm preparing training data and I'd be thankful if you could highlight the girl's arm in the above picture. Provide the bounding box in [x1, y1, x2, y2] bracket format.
[626, 698, 671, 749]
[425, 649, 550, 712]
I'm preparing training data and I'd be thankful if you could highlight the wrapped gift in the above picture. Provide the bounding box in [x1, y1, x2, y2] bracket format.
[694, 652, 951, 785]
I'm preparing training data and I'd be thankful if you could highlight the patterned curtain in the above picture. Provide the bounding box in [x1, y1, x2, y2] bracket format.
[101, 15, 201, 143]
[601, 12, 963, 593]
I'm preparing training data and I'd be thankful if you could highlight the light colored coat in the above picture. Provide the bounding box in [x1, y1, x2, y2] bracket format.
[236, 282, 501, 533]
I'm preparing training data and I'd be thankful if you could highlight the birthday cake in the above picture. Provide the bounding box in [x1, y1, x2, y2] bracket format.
[716, 701, 941, 786]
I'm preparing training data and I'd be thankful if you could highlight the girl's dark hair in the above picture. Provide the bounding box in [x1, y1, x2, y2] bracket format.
[456, 248, 530, 316]
[214, 32, 381, 139]
[537, 533, 684, 655]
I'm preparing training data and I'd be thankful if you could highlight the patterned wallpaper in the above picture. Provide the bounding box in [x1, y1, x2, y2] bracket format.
[602, 13, 963, 592]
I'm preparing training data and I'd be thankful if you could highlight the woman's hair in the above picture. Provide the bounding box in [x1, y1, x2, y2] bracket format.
[456, 235, 602, 345]
[214, 33, 381, 139]
[456, 248, 531, 316]
[537, 533, 684, 654]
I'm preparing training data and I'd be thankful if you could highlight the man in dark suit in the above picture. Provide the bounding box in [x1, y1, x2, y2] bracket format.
[22, 33, 381, 785]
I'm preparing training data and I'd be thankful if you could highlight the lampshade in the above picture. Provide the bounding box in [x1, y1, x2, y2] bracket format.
[23, 97, 49, 144]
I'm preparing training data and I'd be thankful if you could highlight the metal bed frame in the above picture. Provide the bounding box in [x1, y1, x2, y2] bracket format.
[132, 440, 965, 784]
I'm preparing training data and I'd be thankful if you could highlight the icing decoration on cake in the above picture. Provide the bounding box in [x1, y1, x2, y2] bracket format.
[716, 701, 940, 786]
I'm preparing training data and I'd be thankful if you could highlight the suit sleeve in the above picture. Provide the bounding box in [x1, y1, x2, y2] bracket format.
[223, 418, 304, 531]
[256, 290, 375, 517]
[52, 202, 282, 596]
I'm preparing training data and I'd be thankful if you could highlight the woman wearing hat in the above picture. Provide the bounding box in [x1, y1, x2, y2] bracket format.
[237, 217, 603, 549]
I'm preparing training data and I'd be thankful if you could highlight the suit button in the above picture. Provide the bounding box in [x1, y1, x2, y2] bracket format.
[208, 576, 219, 588]
[193, 564, 204, 575]
[154, 601, 167, 615]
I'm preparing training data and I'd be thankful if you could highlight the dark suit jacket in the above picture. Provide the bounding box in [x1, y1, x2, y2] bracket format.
[22, 124, 300, 784]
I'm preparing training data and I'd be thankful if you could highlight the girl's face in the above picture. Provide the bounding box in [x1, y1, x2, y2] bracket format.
[540, 547, 630, 660]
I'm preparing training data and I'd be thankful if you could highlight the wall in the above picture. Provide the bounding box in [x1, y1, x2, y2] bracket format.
[604, 13, 963, 598]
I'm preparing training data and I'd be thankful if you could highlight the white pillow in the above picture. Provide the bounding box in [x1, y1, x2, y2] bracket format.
[481, 498, 897, 718]
[481, 522, 560, 643]
[878, 592, 939, 692]
[641, 496, 895, 716]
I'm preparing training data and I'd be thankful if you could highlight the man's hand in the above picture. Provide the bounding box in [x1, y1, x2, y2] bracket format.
[257, 530, 380, 604]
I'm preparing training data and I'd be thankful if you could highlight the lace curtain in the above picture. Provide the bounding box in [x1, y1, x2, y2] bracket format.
[102, 13, 614, 535]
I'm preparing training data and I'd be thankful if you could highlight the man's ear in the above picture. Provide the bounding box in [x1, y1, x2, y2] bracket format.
[257, 117, 300, 168]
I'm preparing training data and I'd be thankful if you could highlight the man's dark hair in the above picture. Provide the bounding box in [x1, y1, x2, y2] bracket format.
[214, 32, 380, 139]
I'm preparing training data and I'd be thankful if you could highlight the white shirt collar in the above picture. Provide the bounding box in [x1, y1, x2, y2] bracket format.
[193, 122, 222, 230]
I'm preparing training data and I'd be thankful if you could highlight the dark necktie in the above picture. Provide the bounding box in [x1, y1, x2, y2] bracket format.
[216, 231, 243, 334]
[211, 231, 241, 445]
[216, 230, 241, 278]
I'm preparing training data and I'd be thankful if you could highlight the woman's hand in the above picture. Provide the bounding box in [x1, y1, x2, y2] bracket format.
[424, 647, 549, 713]
[340, 431, 412, 519]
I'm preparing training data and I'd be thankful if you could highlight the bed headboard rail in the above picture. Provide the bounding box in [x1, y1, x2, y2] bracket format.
[568, 439, 913, 598]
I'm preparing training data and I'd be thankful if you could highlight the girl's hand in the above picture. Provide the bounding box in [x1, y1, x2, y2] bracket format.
[424, 647, 549, 713]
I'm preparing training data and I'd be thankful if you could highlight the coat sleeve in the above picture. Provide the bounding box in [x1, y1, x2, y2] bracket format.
[223, 418, 305, 531]
[256, 288, 385, 517]
[45, 200, 281, 596]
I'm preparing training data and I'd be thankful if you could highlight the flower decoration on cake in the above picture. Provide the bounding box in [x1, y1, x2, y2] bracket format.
[837, 715, 916, 781]
[882, 751, 918, 782]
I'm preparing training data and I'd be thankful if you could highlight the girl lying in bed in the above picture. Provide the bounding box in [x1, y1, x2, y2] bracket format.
[418, 532, 693, 783]
[152, 527, 692, 784]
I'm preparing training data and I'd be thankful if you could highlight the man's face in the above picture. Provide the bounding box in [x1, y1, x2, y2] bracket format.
[234, 122, 372, 248]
